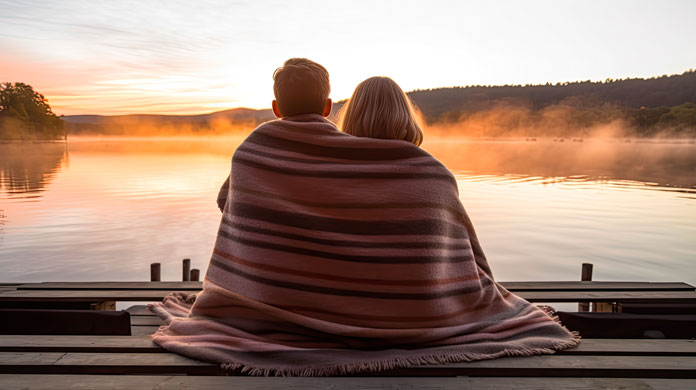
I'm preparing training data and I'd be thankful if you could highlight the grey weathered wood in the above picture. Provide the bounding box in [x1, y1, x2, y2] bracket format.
[381, 356, 696, 378]
[522, 290, 696, 302]
[0, 352, 66, 365]
[581, 264, 593, 282]
[1, 336, 694, 356]
[0, 290, 189, 301]
[3, 289, 695, 302]
[182, 259, 191, 282]
[131, 316, 164, 326]
[0, 374, 168, 390]
[0, 375, 694, 390]
[0, 336, 163, 353]
[0, 352, 218, 375]
[579, 263, 593, 311]
[150, 263, 161, 282]
[130, 326, 159, 336]
[502, 281, 694, 291]
[15, 281, 695, 291]
[18, 282, 203, 290]
[1, 352, 695, 377]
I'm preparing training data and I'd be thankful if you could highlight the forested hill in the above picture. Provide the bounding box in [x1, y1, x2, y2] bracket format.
[402, 70, 696, 136]
[407, 70, 696, 121]
[63, 107, 275, 135]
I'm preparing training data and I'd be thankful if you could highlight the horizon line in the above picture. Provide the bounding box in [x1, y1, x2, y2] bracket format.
[57, 68, 695, 117]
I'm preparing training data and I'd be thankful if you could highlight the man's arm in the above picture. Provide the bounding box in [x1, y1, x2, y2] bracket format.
[217, 175, 230, 212]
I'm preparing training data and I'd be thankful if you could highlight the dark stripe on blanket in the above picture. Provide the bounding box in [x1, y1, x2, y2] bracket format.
[222, 218, 470, 250]
[232, 203, 468, 238]
[274, 292, 516, 323]
[213, 249, 479, 286]
[217, 229, 473, 264]
[233, 156, 458, 183]
[210, 258, 492, 299]
[235, 146, 444, 167]
[231, 185, 464, 217]
[246, 131, 430, 160]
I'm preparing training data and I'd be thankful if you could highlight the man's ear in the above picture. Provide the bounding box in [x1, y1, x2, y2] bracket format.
[322, 98, 332, 117]
[272, 100, 282, 118]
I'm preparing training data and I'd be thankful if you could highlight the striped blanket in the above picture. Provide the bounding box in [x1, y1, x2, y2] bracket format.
[149, 114, 580, 376]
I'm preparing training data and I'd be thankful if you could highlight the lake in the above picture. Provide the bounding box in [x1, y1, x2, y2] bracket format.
[1, 136, 695, 289]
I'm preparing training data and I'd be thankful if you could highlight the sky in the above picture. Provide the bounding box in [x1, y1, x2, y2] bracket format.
[1, 0, 695, 116]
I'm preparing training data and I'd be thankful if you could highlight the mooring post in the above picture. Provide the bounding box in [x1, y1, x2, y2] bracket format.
[183, 258, 191, 281]
[578, 263, 593, 312]
[190, 269, 200, 281]
[150, 263, 161, 282]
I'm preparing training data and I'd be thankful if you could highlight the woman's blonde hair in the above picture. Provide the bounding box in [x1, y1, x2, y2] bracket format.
[339, 77, 424, 146]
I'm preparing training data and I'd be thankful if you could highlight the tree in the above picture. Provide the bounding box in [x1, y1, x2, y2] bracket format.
[0, 82, 65, 140]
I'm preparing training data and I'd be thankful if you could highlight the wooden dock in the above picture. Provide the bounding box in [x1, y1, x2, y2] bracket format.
[1, 280, 695, 389]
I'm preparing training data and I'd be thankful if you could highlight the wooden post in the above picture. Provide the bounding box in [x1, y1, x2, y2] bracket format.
[578, 263, 593, 312]
[150, 263, 161, 282]
[190, 269, 200, 281]
[594, 301, 615, 312]
[182, 258, 191, 282]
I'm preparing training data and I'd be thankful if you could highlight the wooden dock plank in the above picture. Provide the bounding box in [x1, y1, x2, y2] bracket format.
[1, 352, 695, 377]
[0, 336, 161, 353]
[130, 326, 160, 336]
[2, 336, 694, 356]
[0, 352, 65, 365]
[0, 375, 694, 390]
[2, 289, 695, 302]
[130, 316, 164, 326]
[17, 282, 204, 291]
[0, 290, 177, 301]
[503, 281, 695, 291]
[16, 281, 695, 291]
[0, 374, 168, 390]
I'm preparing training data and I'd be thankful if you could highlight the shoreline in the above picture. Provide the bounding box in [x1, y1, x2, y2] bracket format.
[0, 139, 67, 144]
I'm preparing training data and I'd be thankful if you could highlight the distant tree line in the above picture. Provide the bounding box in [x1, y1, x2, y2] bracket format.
[627, 102, 696, 136]
[408, 69, 696, 136]
[0, 82, 65, 140]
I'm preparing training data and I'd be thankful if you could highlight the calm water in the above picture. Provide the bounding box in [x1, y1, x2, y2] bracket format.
[1, 136, 695, 287]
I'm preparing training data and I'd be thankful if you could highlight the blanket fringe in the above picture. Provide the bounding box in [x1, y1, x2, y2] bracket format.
[538, 304, 583, 342]
[220, 333, 581, 377]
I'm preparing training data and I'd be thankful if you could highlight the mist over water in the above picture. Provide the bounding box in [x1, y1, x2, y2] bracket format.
[0, 134, 694, 290]
[423, 136, 696, 189]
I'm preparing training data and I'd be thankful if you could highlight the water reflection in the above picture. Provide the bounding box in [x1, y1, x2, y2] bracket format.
[1, 138, 695, 201]
[422, 138, 696, 190]
[0, 142, 68, 199]
[0, 137, 694, 287]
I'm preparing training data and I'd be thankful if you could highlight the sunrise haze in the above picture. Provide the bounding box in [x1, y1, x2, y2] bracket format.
[1, 0, 695, 115]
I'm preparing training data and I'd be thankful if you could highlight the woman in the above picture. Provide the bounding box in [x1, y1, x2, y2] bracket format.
[150, 76, 579, 376]
[339, 76, 424, 146]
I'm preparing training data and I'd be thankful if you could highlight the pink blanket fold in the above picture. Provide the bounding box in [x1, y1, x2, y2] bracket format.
[149, 114, 580, 376]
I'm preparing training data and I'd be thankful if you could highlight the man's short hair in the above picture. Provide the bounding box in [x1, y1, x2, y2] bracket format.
[273, 58, 330, 117]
